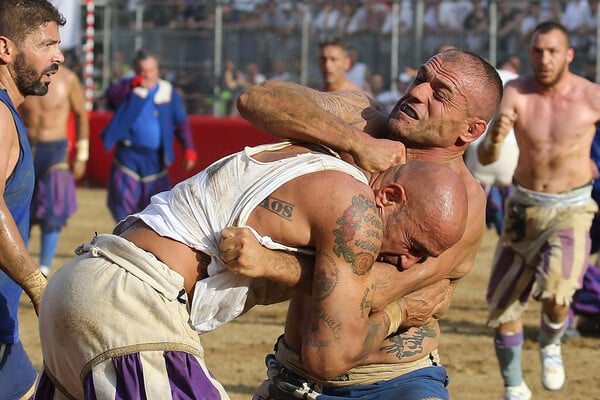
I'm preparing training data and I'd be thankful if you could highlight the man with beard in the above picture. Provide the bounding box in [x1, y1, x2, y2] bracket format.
[478, 21, 600, 399]
[0, 1, 65, 398]
[232, 49, 502, 399]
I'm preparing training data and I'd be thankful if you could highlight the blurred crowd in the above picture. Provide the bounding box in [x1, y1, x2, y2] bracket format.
[81, 0, 600, 115]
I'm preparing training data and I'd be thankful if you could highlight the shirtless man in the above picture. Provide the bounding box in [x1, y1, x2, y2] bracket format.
[36, 141, 468, 399]
[478, 21, 600, 399]
[0, 1, 65, 398]
[318, 36, 363, 92]
[234, 49, 503, 399]
[19, 65, 89, 276]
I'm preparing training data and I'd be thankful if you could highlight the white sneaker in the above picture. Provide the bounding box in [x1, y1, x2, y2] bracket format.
[503, 381, 532, 400]
[540, 343, 565, 391]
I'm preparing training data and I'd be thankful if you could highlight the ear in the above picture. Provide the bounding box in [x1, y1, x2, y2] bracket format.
[566, 47, 575, 64]
[460, 118, 487, 145]
[374, 183, 407, 208]
[0, 36, 13, 64]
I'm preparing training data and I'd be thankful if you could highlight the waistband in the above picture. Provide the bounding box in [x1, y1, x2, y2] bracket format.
[511, 181, 593, 207]
[76, 234, 185, 302]
[275, 336, 440, 387]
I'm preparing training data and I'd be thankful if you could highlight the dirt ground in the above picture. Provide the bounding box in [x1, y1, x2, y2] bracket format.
[19, 187, 600, 399]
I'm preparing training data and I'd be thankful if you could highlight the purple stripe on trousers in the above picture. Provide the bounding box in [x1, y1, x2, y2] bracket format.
[486, 246, 515, 302]
[83, 371, 98, 400]
[164, 351, 222, 400]
[33, 370, 55, 400]
[113, 353, 148, 400]
[557, 227, 575, 279]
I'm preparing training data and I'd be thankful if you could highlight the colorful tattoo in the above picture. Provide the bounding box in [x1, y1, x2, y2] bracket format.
[333, 194, 380, 275]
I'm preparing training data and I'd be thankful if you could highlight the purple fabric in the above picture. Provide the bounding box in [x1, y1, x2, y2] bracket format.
[573, 264, 600, 315]
[83, 370, 98, 400]
[494, 331, 524, 348]
[164, 351, 221, 400]
[113, 353, 148, 400]
[30, 139, 77, 232]
[557, 228, 575, 279]
[107, 146, 170, 222]
[33, 370, 55, 400]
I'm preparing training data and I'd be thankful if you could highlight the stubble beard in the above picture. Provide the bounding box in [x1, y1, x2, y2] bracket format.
[12, 52, 50, 96]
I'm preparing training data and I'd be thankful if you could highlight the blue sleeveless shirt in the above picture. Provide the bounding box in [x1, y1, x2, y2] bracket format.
[0, 89, 35, 343]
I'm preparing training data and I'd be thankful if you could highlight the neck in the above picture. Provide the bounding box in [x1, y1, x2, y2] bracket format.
[0, 67, 24, 107]
[407, 146, 464, 164]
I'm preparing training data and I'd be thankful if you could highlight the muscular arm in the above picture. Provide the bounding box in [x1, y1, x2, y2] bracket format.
[299, 185, 392, 379]
[478, 81, 518, 165]
[0, 106, 45, 314]
[237, 80, 406, 173]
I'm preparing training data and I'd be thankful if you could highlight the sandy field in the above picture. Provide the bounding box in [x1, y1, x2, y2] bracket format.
[19, 187, 600, 399]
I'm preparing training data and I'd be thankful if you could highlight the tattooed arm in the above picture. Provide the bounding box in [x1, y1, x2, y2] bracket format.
[289, 173, 394, 380]
[237, 80, 406, 173]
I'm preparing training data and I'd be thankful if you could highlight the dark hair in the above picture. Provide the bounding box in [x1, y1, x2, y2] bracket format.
[131, 49, 158, 71]
[532, 21, 571, 47]
[318, 36, 348, 52]
[0, 0, 65, 45]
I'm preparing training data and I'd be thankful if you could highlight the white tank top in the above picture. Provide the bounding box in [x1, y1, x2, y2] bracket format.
[116, 141, 369, 332]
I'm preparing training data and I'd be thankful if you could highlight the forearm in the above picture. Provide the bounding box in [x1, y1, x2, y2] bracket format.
[237, 81, 371, 154]
[0, 206, 45, 312]
[477, 132, 503, 165]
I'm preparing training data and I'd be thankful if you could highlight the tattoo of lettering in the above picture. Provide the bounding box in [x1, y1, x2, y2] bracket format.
[359, 283, 376, 318]
[333, 194, 381, 275]
[313, 251, 339, 301]
[315, 307, 342, 343]
[259, 196, 294, 220]
[379, 326, 438, 359]
[306, 336, 330, 352]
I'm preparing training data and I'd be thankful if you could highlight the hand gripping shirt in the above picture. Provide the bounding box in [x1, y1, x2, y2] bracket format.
[117, 142, 368, 333]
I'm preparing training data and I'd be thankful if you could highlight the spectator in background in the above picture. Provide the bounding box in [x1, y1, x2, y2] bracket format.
[520, 1, 548, 45]
[317, 36, 363, 92]
[496, 0, 525, 63]
[346, 46, 372, 93]
[101, 50, 197, 222]
[464, 0, 489, 55]
[371, 71, 412, 113]
[270, 58, 294, 82]
[19, 66, 90, 278]
[311, 2, 341, 39]
[438, 0, 473, 44]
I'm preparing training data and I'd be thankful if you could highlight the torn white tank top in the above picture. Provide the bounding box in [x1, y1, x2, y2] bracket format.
[116, 141, 368, 333]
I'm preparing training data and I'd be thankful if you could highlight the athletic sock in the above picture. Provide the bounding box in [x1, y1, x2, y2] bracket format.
[40, 230, 61, 270]
[494, 331, 524, 387]
[539, 312, 567, 346]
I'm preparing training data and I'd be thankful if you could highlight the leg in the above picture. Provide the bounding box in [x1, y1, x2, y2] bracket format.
[39, 229, 60, 276]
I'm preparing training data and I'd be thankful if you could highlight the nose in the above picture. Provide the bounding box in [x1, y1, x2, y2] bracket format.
[406, 81, 430, 102]
[54, 48, 65, 65]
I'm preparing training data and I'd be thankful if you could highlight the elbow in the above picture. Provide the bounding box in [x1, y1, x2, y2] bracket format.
[302, 356, 352, 381]
[301, 342, 363, 380]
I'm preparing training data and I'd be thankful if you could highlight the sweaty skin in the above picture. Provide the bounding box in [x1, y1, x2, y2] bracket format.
[122, 144, 468, 379]
[235, 50, 502, 366]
